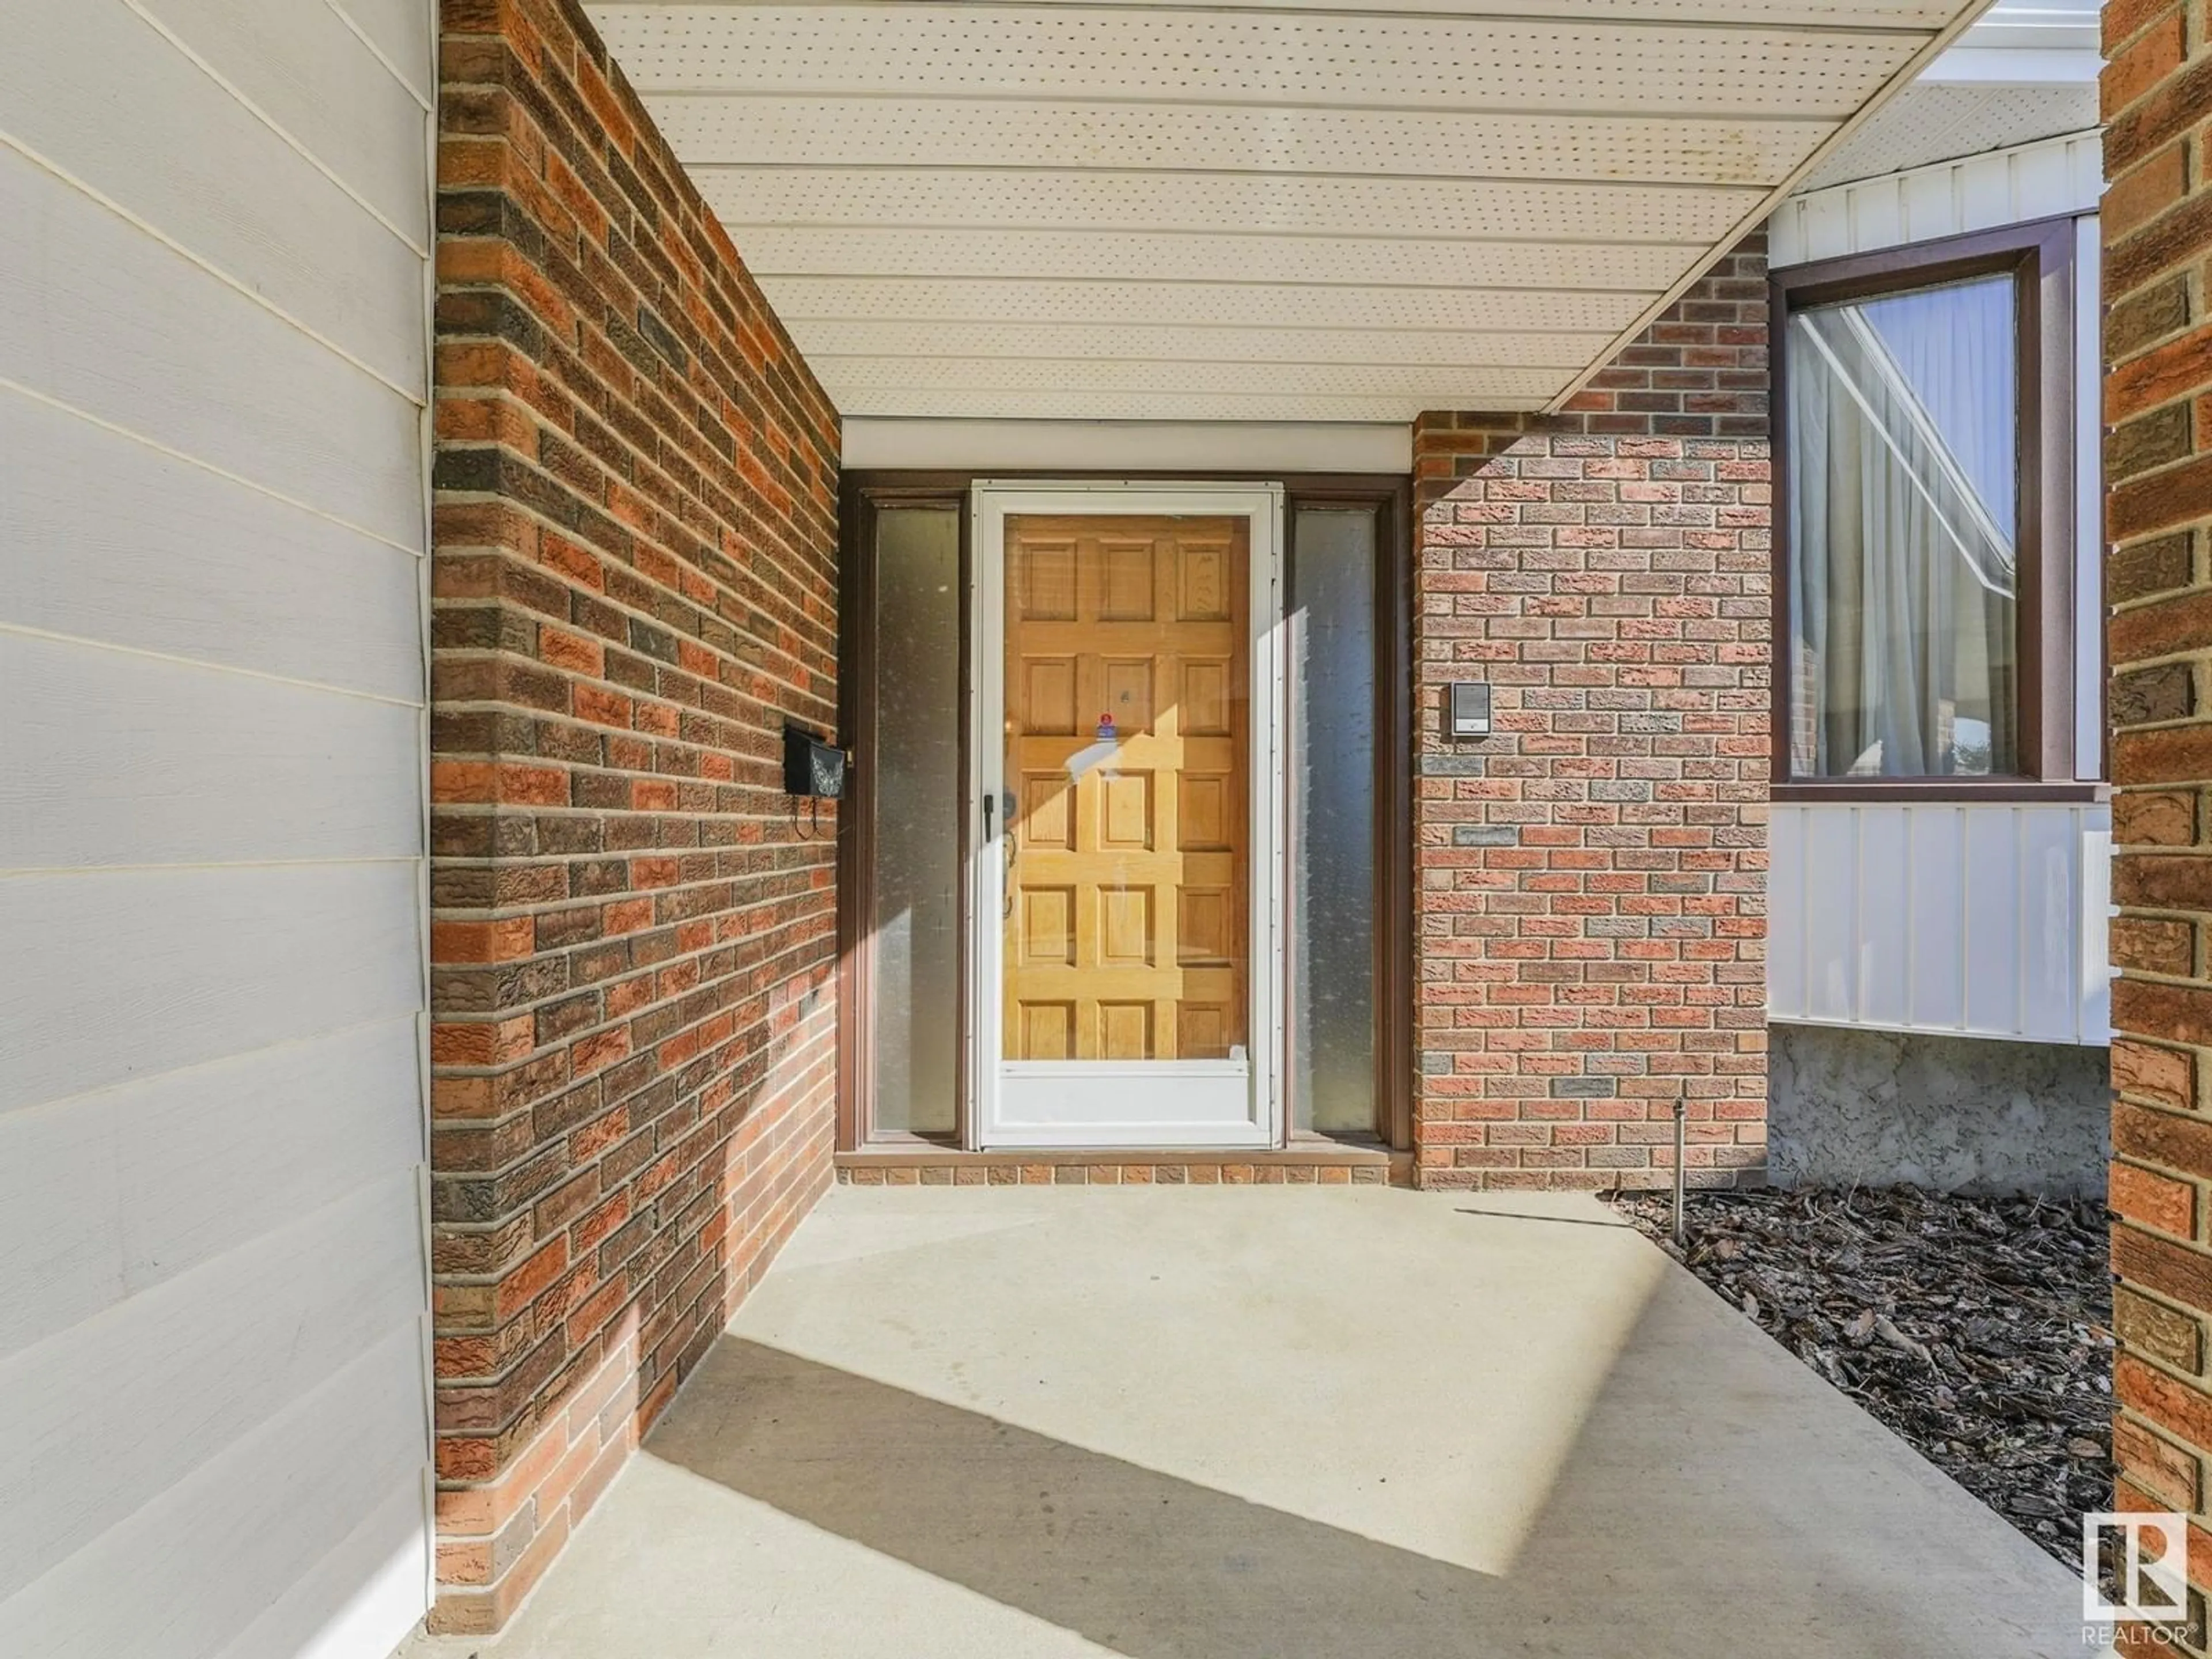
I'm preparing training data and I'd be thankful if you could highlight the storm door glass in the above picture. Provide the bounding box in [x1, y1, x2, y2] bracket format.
[999, 515, 1251, 1064]
[868, 506, 960, 1135]
[1289, 506, 1378, 1133]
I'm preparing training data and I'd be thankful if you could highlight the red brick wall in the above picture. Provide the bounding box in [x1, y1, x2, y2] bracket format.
[427, 0, 840, 1631]
[2103, 0, 2212, 1643]
[1411, 238, 1770, 1190]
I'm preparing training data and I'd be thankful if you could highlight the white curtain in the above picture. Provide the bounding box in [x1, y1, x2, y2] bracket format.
[1787, 274, 2018, 778]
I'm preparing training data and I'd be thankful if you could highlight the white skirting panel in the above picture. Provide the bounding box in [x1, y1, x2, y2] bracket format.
[1768, 803, 2112, 1046]
[1767, 129, 2103, 266]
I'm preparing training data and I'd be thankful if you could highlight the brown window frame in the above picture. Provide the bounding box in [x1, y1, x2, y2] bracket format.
[835, 471, 1415, 1153]
[835, 480, 970, 1155]
[1768, 215, 2092, 804]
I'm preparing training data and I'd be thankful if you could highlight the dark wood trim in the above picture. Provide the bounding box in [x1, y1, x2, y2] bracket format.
[1767, 217, 2078, 307]
[1385, 482, 1413, 1153]
[1768, 267, 1791, 788]
[1768, 214, 2080, 794]
[833, 482, 872, 1153]
[2032, 218, 2081, 783]
[1280, 479, 1415, 1152]
[1369, 480, 1415, 1155]
[841, 469, 1415, 1154]
[836, 479, 968, 1152]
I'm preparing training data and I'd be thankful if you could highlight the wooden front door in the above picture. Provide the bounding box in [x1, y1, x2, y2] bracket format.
[1002, 514, 1250, 1065]
[972, 488, 1279, 1150]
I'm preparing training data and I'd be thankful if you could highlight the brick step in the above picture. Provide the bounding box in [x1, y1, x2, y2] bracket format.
[836, 1143, 1412, 1186]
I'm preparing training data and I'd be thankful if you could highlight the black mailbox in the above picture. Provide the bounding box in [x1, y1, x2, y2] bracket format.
[783, 725, 848, 799]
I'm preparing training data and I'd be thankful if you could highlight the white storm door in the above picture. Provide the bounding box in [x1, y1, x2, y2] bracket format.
[970, 484, 1285, 1149]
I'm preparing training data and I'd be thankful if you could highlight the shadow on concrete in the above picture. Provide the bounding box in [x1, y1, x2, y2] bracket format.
[645, 1275, 2075, 1659]
[650, 1338, 1487, 1658]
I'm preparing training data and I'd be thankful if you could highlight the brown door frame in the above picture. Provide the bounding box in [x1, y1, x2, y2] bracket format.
[838, 470, 1414, 1153]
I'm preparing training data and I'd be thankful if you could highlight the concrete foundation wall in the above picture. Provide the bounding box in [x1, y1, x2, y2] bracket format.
[1768, 1024, 2109, 1199]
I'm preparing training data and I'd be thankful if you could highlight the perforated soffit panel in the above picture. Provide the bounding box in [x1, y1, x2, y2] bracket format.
[585, 1, 1995, 424]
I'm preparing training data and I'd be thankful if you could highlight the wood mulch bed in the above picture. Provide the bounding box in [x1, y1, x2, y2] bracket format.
[1605, 1184, 2111, 1571]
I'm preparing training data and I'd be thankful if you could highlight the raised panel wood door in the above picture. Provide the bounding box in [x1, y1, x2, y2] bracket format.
[1002, 514, 1249, 1062]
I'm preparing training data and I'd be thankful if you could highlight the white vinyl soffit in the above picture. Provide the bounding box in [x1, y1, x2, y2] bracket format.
[586, 1, 2002, 424]
[1801, 0, 2099, 188]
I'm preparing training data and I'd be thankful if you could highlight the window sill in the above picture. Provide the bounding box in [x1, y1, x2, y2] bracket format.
[1770, 781, 2109, 804]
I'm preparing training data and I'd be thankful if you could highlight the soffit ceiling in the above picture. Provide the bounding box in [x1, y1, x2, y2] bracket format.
[588, 1, 1998, 424]
[1802, 0, 2099, 187]
[1800, 81, 2094, 187]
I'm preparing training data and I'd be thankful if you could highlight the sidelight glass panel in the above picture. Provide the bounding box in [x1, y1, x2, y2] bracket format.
[1001, 515, 1251, 1064]
[869, 506, 960, 1135]
[1290, 507, 1377, 1134]
[1787, 272, 2020, 778]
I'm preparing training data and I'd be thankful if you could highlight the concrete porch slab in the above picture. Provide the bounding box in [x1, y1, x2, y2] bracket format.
[415, 1185, 2082, 1658]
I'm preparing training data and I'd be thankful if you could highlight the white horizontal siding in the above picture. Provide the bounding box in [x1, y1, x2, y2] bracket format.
[0, 2, 433, 1656]
[0, 0, 426, 392]
[0, 862, 425, 1115]
[0, 1017, 423, 1362]
[1, 634, 423, 869]
[0, 143, 421, 548]
[0, 1323, 430, 1659]
[0, 1169, 427, 1600]
[1768, 129, 2103, 264]
[0, 391, 423, 702]
[1768, 804, 2113, 1045]
[134, 0, 433, 243]
[331, 0, 438, 105]
[211, 1474, 433, 1659]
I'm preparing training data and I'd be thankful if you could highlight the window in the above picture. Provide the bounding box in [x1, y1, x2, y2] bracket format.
[858, 503, 963, 1137]
[1289, 504, 1380, 1134]
[1772, 218, 2079, 796]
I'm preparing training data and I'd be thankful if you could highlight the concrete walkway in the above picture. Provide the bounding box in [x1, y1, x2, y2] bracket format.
[423, 1185, 2084, 1658]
